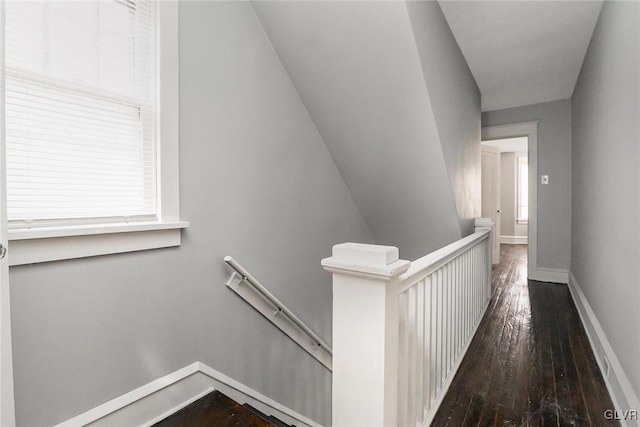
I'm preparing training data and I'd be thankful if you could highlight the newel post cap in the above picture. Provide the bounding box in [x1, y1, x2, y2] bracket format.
[475, 217, 494, 228]
[321, 242, 410, 280]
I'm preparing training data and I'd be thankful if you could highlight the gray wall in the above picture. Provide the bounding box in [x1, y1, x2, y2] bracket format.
[483, 99, 572, 271]
[254, 1, 480, 260]
[571, 0, 640, 405]
[500, 152, 527, 238]
[406, 1, 482, 236]
[8, 2, 373, 425]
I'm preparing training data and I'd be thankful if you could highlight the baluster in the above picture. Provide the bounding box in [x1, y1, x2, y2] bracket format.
[459, 255, 464, 355]
[453, 257, 459, 361]
[443, 264, 449, 376]
[474, 244, 483, 320]
[486, 239, 491, 301]
[457, 254, 463, 354]
[415, 280, 425, 426]
[470, 246, 478, 322]
[436, 268, 443, 392]
[407, 286, 417, 424]
[398, 289, 409, 426]
[471, 246, 478, 327]
[451, 259, 456, 364]
[469, 247, 478, 332]
[430, 273, 437, 408]
[460, 253, 464, 343]
[448, 262, 454, 373]
[444, 265, 449, 379]
[423, 275, 432, 418]
[464, 252, 469, 345]
[464, 251, 470, 340]
[455, 259, 459, 365]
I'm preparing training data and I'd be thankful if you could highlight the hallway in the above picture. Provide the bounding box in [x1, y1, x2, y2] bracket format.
[432, 245, 616, 426]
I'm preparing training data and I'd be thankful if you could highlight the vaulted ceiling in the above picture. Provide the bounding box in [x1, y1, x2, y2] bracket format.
[439, 1, 603, 111]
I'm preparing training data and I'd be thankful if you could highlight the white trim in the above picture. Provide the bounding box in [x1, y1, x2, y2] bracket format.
[568, 272, 640, 426]
[54, 361, 322, 427]
[8, 223, 188, 266]
[516, 154, 529, 223]
[0, 1, 16, 423]
[528, 267, 568, 284]
[500, 235, 528, 245]
[8, 221, 189, 241]
[3, 2, 185, 267]
[482, 121, 539, 280]
[157, 1, 180, 223]
[54, 363, 200, 427]
[226, 272, 332, 371]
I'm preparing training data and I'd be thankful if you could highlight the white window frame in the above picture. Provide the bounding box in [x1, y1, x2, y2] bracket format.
[4, 2, 188, 266]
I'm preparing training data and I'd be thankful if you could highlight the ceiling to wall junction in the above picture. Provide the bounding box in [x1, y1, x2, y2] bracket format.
[439, 1, 603, 112]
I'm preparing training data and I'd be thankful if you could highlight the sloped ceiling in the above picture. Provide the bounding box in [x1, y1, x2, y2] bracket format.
[253, 1, 463, 259]
[439, 1, 603, 111]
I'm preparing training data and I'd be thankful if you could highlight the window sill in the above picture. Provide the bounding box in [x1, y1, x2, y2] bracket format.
[7, 221, 189, 266]
[517, 220, 529, 225]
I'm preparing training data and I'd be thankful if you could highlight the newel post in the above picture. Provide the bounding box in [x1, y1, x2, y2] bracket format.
[322, 243, 410, 427]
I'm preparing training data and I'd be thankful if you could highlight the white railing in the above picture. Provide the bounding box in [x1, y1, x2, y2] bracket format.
[322, 218, 493, 426]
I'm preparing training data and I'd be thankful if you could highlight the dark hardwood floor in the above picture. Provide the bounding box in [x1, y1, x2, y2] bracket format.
[153, 390, 290, 427]
[431, 244, 617, 426]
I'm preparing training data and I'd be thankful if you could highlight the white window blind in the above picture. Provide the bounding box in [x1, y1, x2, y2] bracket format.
[4, 0, 157, 228]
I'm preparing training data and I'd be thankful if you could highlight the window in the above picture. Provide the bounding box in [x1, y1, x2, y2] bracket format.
[517, 155, 528, 223]
[2, 1, 187, 265]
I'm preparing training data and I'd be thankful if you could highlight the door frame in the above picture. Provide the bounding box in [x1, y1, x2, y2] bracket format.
[482, 121, 539, 280]
[0, 1, 16, 424]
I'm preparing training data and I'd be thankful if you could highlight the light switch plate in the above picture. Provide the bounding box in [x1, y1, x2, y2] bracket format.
[541, 175, 549, 185]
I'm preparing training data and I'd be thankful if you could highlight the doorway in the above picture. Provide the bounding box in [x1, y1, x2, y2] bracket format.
[482, 136, 529, 264]
[481, 121, 539, 280]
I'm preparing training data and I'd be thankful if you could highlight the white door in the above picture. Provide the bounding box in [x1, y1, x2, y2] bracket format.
[0, 2, 16, 424]
[481, 144, 501, 265]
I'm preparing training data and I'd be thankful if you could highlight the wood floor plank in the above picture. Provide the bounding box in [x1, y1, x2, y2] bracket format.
[153, 390, 276, 427]
[430, 244, 617, 427]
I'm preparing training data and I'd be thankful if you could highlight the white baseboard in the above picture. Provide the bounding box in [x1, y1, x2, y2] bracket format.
[568, 272, 640, 427]
[529, 267, 569, 284]
[500, 235, 528, 245]
[54, 362, 321, 427]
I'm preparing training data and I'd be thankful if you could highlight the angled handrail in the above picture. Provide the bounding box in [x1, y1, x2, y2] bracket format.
[223, 256, 333, 359]
[398, 228, 491, 292]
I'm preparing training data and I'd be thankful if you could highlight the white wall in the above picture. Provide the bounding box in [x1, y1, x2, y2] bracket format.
[500, 152, 527, 239]
[253, 1, 480, 260]
[406, 1, 482, 237]
[571, 0, 640, 410]
[8, 3, 373, 425]
[483, 99, 572, 271]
